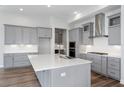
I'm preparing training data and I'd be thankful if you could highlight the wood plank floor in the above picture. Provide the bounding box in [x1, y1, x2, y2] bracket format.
[0, 66, 124, 87]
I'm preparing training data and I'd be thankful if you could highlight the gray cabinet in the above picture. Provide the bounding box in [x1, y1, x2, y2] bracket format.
[84, 53, 121, 80]
[78, 53, 87, 59]
[91, 54, 102, 73]
[22, 27, 38, 44]
[4, 54, 13, 68]
[15, 26, 22, 44]
[4, 25, 38, 44]
[108, 25, 121, 45]
[86, 53, 107, 75]
[108, 13, 121, 45]
[5, 25, 16, 44]
[82, 23, 93, 45]
[69, 28, 78, 42]
[69, 28, 83, 57]
[37, 27, 52, 38]
[23, 27, 30, 44]
[30, 27, 38, 44]
[36, 64, 91, 87]
[108, 57, 121, 80]
[4, 53, 31, 68]
[101, 56, 107, 75]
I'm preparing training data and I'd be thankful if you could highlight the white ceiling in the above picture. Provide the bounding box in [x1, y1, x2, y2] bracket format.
[0, 5, 120, 22]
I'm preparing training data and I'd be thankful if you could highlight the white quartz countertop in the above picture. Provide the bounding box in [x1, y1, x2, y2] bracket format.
[28, 54, 92, 72]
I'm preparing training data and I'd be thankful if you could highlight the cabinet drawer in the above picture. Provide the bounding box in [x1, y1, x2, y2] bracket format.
[108, 58, 120, 70]
[14, 54, 29, 62]
[13, 60, 31, 67]
[108, 57, 120, 62]
[108, 68, 120, 80]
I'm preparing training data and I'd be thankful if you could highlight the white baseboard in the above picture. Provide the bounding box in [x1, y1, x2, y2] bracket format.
[120, 79, 124, 85]
[0, 65, 3, 68]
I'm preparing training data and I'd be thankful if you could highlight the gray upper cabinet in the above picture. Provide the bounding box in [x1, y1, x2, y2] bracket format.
[5, 25, 16, 44]
[37, 27, 52, 38]
[15, 26, 23, 44]
[4, 54, 13, 68]
[5, 25, 38, 44]
[82, 22, 93, 45]
[22, 27, 38, 44]
[30, 27, 38, 44]
[108, 13, 121, 45]
[69, 29, 78, 42]
[22, 27, 30, 44]
[108, 25, 121, 45]
[69, 28, 83, 43]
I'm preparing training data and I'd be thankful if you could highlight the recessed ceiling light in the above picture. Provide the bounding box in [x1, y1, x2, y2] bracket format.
[19, 8, 23, 11]
[74, 11, 78, 14]
[47, 5, 51, 7]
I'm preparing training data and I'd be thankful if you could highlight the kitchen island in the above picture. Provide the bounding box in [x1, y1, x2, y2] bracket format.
[28, 54, 92, 87]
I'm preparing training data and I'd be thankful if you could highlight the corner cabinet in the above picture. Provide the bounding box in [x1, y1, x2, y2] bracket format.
[82, 22, 94, 45]
[108, 13, 121, 45]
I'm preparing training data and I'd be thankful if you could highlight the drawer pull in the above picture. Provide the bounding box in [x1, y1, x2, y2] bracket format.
[110, 72, 115, 74]
[111, 64, 116, 66]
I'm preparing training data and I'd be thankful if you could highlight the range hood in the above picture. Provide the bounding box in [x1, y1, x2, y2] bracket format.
[95, 13, 108, 37]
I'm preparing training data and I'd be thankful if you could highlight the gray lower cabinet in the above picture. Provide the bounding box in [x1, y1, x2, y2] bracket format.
[108, 57, 121, 80]
[85, 53, 121, 80]
[4, 54, 13, 68]
[91, 54, 102, 73]
[37, 27, 52, 38]
[4, 53, 31, 68]
[36, 64, 91, 87]
[78, 53, 87, 59]
[101, 56, 108, 75]
[84, 53, 108, 76]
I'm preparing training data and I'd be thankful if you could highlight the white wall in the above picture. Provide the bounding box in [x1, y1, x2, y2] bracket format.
[120, 5, 124, 84]
[0, 12, 68, 67]
[69, 8, 121, 56]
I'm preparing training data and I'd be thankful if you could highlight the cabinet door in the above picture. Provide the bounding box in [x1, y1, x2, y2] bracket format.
[5, 25, 16, 44]
[15, 26, 23, 44]
[30, 28, 38, 44]
[13, 53, 31, 67]
[108, 25, 121, 45]
[69, 29, 77, 42]
[38, 38, 51, 54]
[82, 31, 90, 45]
[37, 27, 52, 38]
[101, 56, 107, 75]
[4, 54, 13, 68]
[82, 31, 93, 45]
[22, 27, 30, 44]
